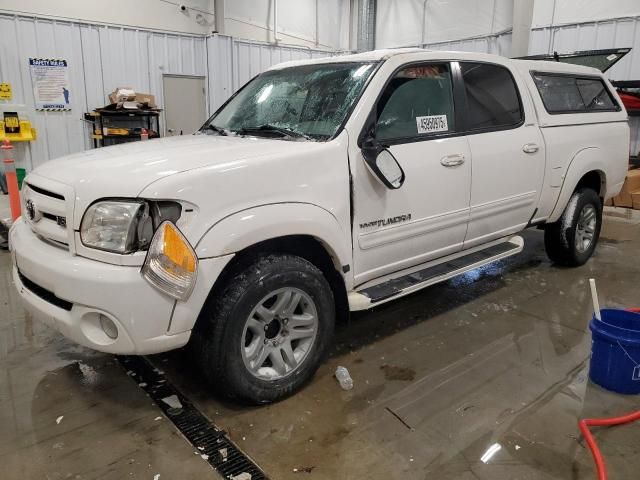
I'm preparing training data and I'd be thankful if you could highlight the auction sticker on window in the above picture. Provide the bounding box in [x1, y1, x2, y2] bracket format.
[416, 115, 448, 134]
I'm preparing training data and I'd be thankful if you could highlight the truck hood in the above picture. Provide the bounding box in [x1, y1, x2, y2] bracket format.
[32, 134, 306, 198]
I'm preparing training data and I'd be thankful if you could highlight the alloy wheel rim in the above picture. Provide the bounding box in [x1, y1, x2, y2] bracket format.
[241, 287, 318, 381]
[575, 204, 597, 253]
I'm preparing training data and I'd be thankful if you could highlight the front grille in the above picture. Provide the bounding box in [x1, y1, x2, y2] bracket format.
[18, 270, 73, 311]
[42, 212, 67, 227]
[23, 182, 71, 248]
[24, 182, 65, 200]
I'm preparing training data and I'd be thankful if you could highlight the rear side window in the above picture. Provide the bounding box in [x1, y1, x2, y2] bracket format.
[532, 73, 618, 113]
[460, 62, 523, 131]
[376, 63, 455, 142]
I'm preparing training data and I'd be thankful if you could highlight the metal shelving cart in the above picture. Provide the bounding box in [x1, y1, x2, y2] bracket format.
[84, 109, 161, 148]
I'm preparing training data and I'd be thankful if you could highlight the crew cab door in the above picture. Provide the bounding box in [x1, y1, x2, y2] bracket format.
[351, 62, 472, 285]
[459, 61, 546, 248]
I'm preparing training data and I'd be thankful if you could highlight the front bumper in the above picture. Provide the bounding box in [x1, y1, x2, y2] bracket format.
[9, 218, 230, 354]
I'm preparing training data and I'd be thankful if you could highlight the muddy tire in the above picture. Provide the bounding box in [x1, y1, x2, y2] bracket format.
[192, 253, 335, 404]
[544, 188, 602, 267]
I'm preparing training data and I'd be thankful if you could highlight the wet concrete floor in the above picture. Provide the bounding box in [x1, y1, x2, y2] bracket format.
[2, 207, 640, 479]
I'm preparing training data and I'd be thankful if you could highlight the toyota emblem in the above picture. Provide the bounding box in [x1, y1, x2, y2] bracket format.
[25, 199, 37, 222]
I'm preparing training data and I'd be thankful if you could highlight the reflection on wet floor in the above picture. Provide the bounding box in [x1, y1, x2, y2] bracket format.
[1, 209, 640, 479]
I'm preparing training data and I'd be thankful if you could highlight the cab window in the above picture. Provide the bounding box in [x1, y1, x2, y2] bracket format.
[375, 63, 455, 142]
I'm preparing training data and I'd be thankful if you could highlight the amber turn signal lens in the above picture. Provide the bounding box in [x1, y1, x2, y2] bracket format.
[141, 221, 198, 301]
[162, 222, 197, 273]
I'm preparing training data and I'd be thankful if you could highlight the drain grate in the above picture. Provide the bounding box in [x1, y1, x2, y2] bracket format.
[118, 355, 267, 480]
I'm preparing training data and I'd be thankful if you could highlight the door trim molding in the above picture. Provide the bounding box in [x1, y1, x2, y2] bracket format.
[358, 207, 469, 250]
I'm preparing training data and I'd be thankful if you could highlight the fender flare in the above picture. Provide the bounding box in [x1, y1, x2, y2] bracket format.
[547, 147, 607, 223]
[195, 202, 351, 270]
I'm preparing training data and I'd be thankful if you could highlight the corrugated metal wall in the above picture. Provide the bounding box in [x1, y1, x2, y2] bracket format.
[0, 13, 207, 169]
[207, 35, 334, 112]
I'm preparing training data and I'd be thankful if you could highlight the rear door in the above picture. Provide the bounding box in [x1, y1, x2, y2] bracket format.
[460, 61, 546, 248]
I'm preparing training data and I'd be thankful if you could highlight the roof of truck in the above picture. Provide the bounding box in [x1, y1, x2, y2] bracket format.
[268, 48, 603, 77]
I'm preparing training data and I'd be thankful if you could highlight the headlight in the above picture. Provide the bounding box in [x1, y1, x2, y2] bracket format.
[81, 201, 148, 253]
[141, 221, 197, 300]
[80, 200, 182, 254]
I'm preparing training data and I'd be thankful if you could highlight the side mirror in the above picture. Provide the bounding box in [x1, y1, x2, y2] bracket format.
[361, 137, 405, 189]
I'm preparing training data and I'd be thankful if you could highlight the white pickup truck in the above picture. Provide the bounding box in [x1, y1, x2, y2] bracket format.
[11, 49, 629, 403]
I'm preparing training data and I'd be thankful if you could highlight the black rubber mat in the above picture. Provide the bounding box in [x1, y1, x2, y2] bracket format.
[118, 355, 267, 480]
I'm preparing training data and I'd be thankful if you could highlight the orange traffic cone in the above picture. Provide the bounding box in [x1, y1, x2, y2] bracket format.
[1, 140, 21, 220]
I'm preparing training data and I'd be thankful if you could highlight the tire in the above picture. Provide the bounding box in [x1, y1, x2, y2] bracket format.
[192, 253, 335, 404]
[544, 187, 602, 267]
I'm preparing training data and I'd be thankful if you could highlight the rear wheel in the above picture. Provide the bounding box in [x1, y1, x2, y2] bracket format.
[192, 253, 335, 404]
[544, 188, 602, 266]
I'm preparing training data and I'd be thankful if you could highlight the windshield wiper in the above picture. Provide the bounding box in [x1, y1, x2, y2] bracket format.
[206, 124, 229, 136]
[237, 124, 311, 140]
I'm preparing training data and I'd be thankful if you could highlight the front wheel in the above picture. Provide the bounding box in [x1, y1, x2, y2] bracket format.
[192, 254, 335, 404]
[544, 187, 602, 267]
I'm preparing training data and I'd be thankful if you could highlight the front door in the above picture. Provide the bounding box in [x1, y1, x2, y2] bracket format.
[458, 62, 546, 248]
[351, 62, 472, 286]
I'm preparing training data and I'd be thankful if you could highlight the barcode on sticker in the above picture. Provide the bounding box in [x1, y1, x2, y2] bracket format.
[416, 115, 448, 134]
[633, 365, 640, 381]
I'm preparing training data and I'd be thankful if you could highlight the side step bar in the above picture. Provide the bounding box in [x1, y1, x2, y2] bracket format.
[348, 236, 524, 311]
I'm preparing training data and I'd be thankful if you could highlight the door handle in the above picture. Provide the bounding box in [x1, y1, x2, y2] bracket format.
[523, 143, 539, 154]
[440, 154, 465, 167]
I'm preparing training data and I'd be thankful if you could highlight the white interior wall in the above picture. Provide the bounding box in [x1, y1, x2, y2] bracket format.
[0, 0, 350, 50]
[376, 0, 513, 48]
[0, 0, 214, 35]
[532, 0, 640, 28]
[424, 32, 513, 57]
[222, 0, 350, 50]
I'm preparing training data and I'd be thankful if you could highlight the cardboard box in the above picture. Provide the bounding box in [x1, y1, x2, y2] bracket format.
[134, 92, 156, 108]
[612, 169, 640, 208]
[632, 191, 640, 210]
[625, 169, 640, 191]
[613, 193, 633, 208]
[108, 87, 135, 104]
[604, 197, 613, 206]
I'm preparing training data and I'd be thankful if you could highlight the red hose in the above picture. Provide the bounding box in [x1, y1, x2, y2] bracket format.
[579, 411, 640, 480]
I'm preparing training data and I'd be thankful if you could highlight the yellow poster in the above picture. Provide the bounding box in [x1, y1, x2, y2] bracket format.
[0, 83, 11, 100]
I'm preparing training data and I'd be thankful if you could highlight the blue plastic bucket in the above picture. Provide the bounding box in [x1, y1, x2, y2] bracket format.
[589, 308, 640, 394]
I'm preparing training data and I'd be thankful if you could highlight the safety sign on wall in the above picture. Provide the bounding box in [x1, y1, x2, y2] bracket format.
[0, 83, 11, 100]
[29, 58, 71, 111]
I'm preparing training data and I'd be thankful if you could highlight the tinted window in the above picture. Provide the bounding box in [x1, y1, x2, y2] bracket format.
[532, 73, 618, 113]
[461, 62, 523, 130]
[376, 64, 455, 141]
[576, 78, 617, 110]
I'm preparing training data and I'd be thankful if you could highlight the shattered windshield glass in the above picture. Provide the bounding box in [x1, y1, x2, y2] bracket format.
[201, 62, 377, 141]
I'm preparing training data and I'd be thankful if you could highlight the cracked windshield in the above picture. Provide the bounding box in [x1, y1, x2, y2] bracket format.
[202, 62, 376, 140]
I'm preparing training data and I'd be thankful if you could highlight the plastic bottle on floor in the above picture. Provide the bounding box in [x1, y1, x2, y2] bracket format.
[335, 366, 353, 390]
